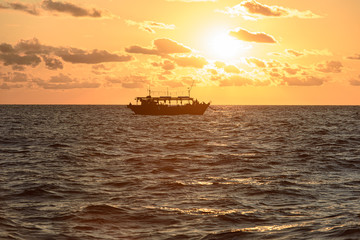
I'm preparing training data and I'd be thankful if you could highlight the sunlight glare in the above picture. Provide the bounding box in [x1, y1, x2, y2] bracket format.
[206, 29, 250, 61]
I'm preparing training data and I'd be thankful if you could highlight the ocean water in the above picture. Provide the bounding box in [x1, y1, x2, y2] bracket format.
[1, 105, 360, 240]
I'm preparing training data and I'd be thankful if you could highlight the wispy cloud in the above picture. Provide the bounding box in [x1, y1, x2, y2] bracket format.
[229, 28, 276, 43]
[349, 76, 360, 86]
[219, 0, 321, 20]
[152, 60, 176, 71]
[1, 2, 40, 15]
[347, 54, 360, 60]
[120, 75, 149, 89]
[270, 49, 332, 58]
[42, 55, 63, 70]
[34, 73, 101, 89]
[0, 38, 133, 69]
[315, 61, 343, 73]
[173, 55, 208, 68]
[218, 74, 270, 87]
[59, 49, 133, 64]
[126, 20, 175, 33]
[282, 76, 326, 86]
[0, 53, 41, 67]
[42, 0, 102, 18]
[125, 38, 192, 56]
[213, 62, 241, 74]
[1, 72, 29, 82]
[0, 82, 23, 89]
[246, 57, 267, 68]
[0, 0, 114, 18]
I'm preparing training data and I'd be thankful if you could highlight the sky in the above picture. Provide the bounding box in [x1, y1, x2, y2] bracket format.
[0, 0, 359, 105]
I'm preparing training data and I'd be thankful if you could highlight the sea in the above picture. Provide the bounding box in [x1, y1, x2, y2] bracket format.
[1, 105, 360, 240]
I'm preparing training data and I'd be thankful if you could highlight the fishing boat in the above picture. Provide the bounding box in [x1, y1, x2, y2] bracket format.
[127, 88, 210, 115]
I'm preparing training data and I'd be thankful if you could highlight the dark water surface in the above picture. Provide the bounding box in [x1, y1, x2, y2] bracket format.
[1, 105, 360, 239]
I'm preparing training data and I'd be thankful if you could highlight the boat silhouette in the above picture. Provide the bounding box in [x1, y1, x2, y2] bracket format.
[127, 87, 210, 115]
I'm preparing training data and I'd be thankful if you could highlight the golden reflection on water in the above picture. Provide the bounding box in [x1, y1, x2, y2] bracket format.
[176, 180, 213, 186]
[231, 222, 309, 233]
[175, 177, 266, 186]
[153, 206, 255, 216]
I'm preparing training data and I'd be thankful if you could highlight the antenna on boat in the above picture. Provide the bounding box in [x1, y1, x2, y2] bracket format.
[147, 85, 151, 97]
[188, 80, 195, 97]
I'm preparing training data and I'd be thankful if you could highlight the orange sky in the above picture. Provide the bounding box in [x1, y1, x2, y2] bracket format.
[0, 0, 359, 104]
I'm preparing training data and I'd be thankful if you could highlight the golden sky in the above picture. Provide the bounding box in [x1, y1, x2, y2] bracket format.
[0, 0, 359, 104]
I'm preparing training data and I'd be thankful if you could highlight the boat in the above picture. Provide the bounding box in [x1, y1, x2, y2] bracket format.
[127, 89, 210, 115]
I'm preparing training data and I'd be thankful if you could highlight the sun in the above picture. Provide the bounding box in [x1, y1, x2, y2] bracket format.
[206, 29, 250, 61]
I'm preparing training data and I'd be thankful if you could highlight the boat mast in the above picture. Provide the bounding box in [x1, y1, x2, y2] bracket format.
[147, 85, 151, 97]
[188, 80, 195, 97]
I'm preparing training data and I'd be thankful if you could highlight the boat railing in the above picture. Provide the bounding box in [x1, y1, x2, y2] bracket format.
[134, 96, 196, 105]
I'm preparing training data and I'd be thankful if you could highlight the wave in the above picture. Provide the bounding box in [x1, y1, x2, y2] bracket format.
[2, 105, 360, 239]
[201, 229, 254, 240]
[14, 186, 64, 199]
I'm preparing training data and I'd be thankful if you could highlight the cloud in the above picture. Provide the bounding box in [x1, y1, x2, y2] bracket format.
[42, 56, 63, 70]
[155, 38, 192, 54]
[105, 75, 150, 89]
[267, 60, 282, 68]
[347, 54, 360, 60]
[224, 65, 241, 74]
[283, 67, 299, 75]
[219, 74, 267, 87]
[48, 73, 72, 83]
[282, 76, 326, 86]
[286, 49, 304, 57]
[214, 61, 241, 73]
[0, 38, 131, 68]
[152, 60, 176, 71]
[208, 68, 218, 75]
[349, 76, 360, 86]
[41, 81, 101, 89]
[0, 0, 114, 18]
[12, 65, 26, 71]
[120, 75, 149, 89]
[219, 0, 321, 20]
[0, 83, 11, 90]
[126, 20, 175, 33]
[92, 64, 111, 71]
[246, 57, 266, 67]
[0, 53, 41, 67]
[0, 2, 39, 15]
[1, 72, 29, 82]
[268, 68, 281, 78]
[59, 49, 133, 64]
[270, 49, 332, 58]
[349, 80, 360, 86]
[214, 61, 226, 69]
[316, 60, 343, 73]
[105, 76, 122, 84]
[0, 82, 23, 89]
[92, 64, 113, 75]
[14, 38, 48, 54]
[41, 0, 102, 17]
[162, 80, 184, 88]
[35, 74, 101, 89]
[124, 46, 159, 55]
[229, 28, 276, 43]
[0, 43, 14, 53]
[125, 38, 192, 56]
[173, 55, 208, 68]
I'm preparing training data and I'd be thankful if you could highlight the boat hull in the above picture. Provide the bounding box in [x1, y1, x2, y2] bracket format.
[127, 103, 210, 115]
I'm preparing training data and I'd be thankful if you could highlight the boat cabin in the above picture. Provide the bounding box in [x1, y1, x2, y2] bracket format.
[135, 96, 198, 106]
